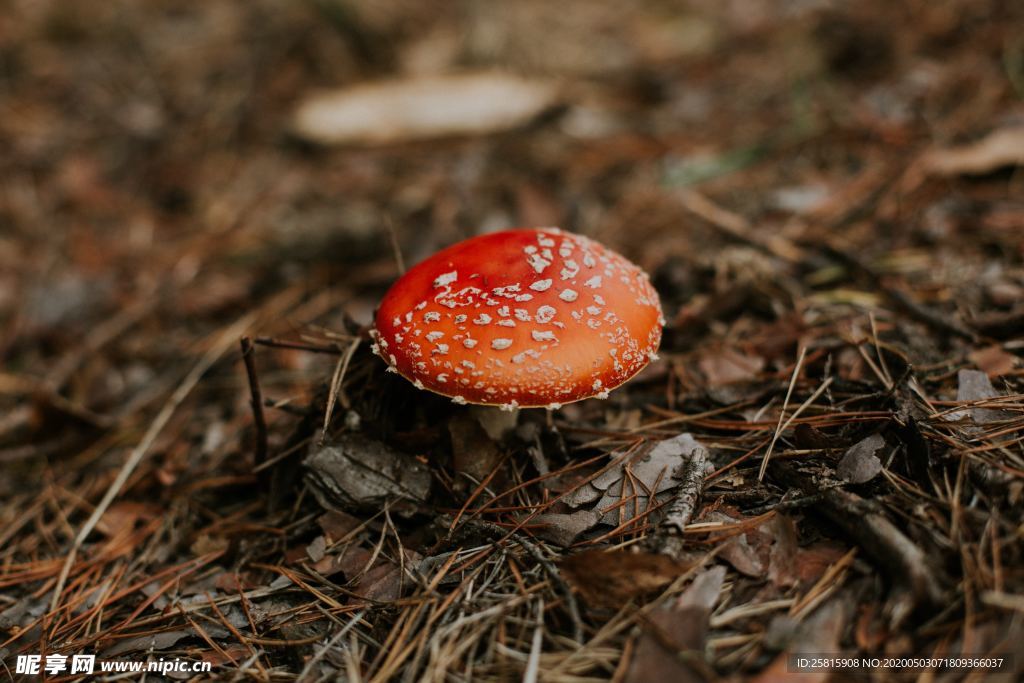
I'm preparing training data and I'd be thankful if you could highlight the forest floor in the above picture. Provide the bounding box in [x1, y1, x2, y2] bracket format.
[1, 1, 1022, 680]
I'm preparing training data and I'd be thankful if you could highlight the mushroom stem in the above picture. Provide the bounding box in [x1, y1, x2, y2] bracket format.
[469, 405, 520, 441]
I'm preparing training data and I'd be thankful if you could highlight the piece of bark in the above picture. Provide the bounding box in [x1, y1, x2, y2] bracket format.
[304, 434, 431, 516]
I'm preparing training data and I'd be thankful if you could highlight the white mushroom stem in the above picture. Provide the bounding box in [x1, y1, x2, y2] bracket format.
[469, 404, 520, 440]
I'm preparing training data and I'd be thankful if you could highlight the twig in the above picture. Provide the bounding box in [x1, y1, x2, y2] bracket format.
[676, 189, 806, 263]
[240, 336, 268, 467]
[385, 214, 406, 275]
[646, 440, 708, 560]
[253, 336, 342, 354]
[523, 598, 544, 683]
[297, 609, 367, 682]
[759, 347, 807, 481]
[321, 338, 361, 443]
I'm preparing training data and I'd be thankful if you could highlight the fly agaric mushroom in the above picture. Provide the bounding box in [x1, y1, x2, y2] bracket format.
[370, 228, 663, 410]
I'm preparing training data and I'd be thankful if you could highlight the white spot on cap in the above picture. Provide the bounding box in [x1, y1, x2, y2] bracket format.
[536, 305, 556, 323]
[527, 254, 551, 273]
[473, 313, 492, 325]
[433, 271, 458, 288]
[530, 279, 553, 291]
[452, 396, 467, 405]
[413, 379, 425, 390]
[437, 373, 448, 383]
[584, 275, 602, 289]
[424, 311, 441, 322]
[531, 330, 557, 342]
[559, 289, 578, 302]
[455, 314, 467, 323]
[463, 338, 478, 349]
[497, 319, 516, 327]
[592, 379, 603, 390]
[433, 344, 449, 355]
[492, 338, 513, 350]
[425, 331, 444, 342]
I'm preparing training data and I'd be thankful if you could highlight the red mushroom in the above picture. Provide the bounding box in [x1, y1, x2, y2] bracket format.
[370, 228, 664, 410]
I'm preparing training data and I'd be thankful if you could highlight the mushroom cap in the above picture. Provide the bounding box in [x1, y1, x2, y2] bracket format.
[371, 228, 663, 409]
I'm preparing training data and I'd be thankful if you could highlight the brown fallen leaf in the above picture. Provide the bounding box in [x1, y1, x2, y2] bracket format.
[318, 510, 363, 543]
[767, 514, 800, 589]
[922, 127, 1024, 176]
[698, 347, 766, 387]
[968, 345, 1018, 378]
[624, 566, 726, 683]
[559, 548, 692, 607]
[752, 593, 853, 683]
[707, 511, 767, 578]
[292, 73, 557, 145]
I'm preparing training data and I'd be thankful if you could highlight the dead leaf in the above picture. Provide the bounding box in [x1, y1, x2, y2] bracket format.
[753, 594, 853, 683]
[949, 369, 1012, 424]
[292, 73, 557, 145]
[318, 510, 363, 542]
[968, 345, 1017, 377]
[837, 433, 885, 484]
[529, 509, 599, 547]
[767, 514, 799, 589]
[560, 549, 691, 607]
[624, 566, 725, 683]
[306, 535, 327, 563]
[95, 501, 158, 538]
[698, 347, 766, 386]
[922, 127, 1024, 176]
[707, 511, 766, 578]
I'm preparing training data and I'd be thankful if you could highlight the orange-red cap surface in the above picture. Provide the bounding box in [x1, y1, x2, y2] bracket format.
[371, 228, 663, 409]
